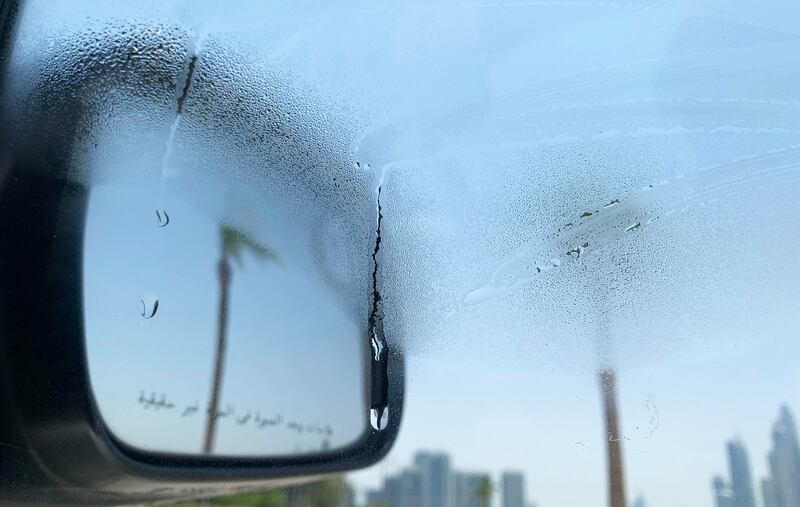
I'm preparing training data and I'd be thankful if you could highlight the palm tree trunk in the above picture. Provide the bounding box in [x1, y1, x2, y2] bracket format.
[203, 257, 232, 453]
[599, 368, 627, 507]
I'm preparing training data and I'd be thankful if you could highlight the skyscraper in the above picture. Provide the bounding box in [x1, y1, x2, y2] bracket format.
[453, 472, 491, 507]
[501, 472, 525, 507]
[384, 474, 403, 507]
[380, 470, 422, 507]
[713, 476, 734, 507]
[399, 470, 422, 507]
[765, 405, 800, 507]
[761, 478, 778, 507]
[727, 438, 757, 507]
[415, 452, 453, 507]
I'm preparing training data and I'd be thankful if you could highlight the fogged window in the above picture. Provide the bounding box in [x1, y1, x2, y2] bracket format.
[4, 0, 799, 505]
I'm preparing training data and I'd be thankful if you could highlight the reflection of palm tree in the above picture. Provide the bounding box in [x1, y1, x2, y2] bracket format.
[203, 225, 280, 453]
[475, 477, 493, 507]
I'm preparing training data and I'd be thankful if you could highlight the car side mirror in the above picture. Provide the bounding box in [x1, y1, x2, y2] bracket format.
[0, 3, 403, 505]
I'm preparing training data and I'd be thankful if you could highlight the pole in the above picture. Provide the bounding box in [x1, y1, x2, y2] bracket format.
[599, 368, 627, 507]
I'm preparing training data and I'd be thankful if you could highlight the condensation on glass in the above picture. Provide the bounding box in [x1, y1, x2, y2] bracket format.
[3, 0, 800, 503]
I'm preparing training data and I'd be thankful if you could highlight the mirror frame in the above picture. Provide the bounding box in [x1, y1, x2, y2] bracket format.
[0, 1, 404, 503]
[0, 137, 404, 507]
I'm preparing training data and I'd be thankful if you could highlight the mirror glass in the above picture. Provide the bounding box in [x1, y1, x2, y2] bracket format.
[83, 180, 372, 456]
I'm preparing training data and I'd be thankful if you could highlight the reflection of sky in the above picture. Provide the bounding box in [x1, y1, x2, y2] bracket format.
[83, 183, 366, 455]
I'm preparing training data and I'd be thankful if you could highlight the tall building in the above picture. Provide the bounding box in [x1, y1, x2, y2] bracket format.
[365, 452, 522, 507]
[727, 438, 757, 507]
[415, 452, 453, 507]
[631, 494, 646, 507]
[713, 476, 734, 507]
[397, 470, 422, 507]
[453, 472, 490, 507]
[761, 478, 778, 507]
[501, 472, 525, 507]
[382, 471, 422, 507]
[384, 475, 403, 507]
[765, 405, 800, 507]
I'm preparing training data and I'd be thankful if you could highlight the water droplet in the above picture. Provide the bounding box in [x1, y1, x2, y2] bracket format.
[370, 331, 386, 361]
[140, 293, 159, 319]
[370, 406, 389, 431]
[625, 222, 641, 233]
[566, 241, 590, 258]
[155, 210, 170, 227]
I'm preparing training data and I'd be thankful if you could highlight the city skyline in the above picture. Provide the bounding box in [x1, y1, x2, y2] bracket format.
[365, 451, 536, 507]
[713, 405, 800, 507]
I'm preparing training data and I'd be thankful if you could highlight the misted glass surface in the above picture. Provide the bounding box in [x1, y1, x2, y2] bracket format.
[5, 0, 800, 503]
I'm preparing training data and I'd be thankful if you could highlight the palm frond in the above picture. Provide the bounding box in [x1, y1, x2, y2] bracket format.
[220, 225, 282, 267]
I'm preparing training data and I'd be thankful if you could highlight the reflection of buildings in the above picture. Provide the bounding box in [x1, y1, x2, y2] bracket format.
[366, 452, 534, 507]
[501, 472, 525, 507]
[762, 406, 800, 507]
[713, 405, 800, 507]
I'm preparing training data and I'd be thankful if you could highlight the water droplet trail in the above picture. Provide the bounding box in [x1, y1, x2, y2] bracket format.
[155, 209, 170, 227]
[140, 294, 159, 319]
